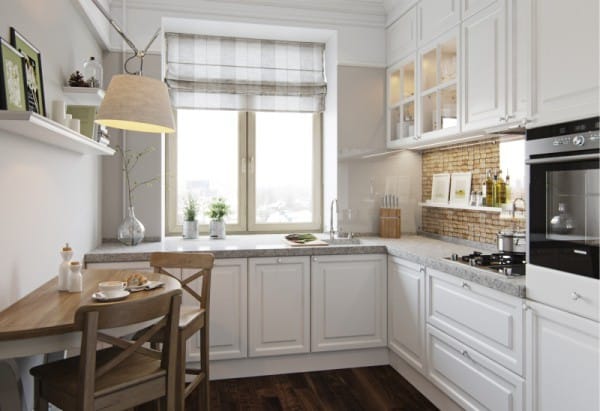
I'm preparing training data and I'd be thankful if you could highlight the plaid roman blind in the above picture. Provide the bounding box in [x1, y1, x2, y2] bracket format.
[165, 33, 327, 112]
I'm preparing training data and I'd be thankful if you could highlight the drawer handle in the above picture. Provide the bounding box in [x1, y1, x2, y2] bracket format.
[571, 291, 582, 301]
[462, 350, 472, 360]
[420, 266, 426, 274]
[461, 282, 471, 289]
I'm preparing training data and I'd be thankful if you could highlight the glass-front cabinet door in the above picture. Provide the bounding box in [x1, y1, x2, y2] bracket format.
[387, 54, 417, 148]
[419, 30, 459, 138]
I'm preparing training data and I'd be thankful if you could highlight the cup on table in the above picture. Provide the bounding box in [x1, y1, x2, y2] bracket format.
[98, 281, 127, 297]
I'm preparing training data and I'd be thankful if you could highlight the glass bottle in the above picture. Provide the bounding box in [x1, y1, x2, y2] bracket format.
[82, 56, 103, 88]
[58, 243, 73, 291]
[550, 203, 575, 234]
[68, 261, 83, 293]
[505, 169, 511, 204]
[117, 206, 145, 246]
[485, 169, 495, 207]
[495, 170, 506, 205]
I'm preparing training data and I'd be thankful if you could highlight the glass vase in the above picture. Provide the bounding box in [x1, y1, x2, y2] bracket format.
[118, 206, 145, 246]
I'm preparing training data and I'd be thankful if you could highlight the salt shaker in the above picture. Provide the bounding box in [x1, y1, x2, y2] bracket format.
[58, 243, 73, 291]
[68, 261, 83, 293]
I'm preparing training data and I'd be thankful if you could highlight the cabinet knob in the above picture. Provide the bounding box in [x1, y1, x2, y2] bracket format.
[506, 114, 516, 120]
[462, 350, 472, 360]
[313, 257, 318, 262]
[522, 303, 531, 311]
[571, 291, 582, 301]
[461, 282, 470, 289]
[499, 116, 507, 122]
[277, 258, 282, 264]
[419, 266, 426, 274]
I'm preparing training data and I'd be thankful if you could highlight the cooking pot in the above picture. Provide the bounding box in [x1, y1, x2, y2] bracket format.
[497, 230, 526, 253]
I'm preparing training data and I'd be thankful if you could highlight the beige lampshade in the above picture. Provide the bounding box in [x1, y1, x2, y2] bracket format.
[95, 74, 175, 134]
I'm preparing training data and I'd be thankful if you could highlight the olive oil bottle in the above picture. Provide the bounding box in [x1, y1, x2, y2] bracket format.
[495, 170, 506, 205]
[485, 169, 495, 206]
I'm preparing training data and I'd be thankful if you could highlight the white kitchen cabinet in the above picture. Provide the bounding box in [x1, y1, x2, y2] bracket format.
[418, 28, 460, 141]
[387, 5, 417, 65]
[207, 258, 248, 360]
[427, 325, 525, 411]
[463, 0, 497, 19]
[387, 54, 417, 148]
[525, 301, 599, 411]
[418, 0, 461, 45]
[311, 254, 387, 352]
[530, 0, 599, 126]
[427, 268, 524, 375]
[388, 257, 426, 373]
[248, 256, 310, 357]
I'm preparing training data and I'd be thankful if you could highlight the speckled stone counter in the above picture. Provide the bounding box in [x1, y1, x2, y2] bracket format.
[85, 234, 525, 298]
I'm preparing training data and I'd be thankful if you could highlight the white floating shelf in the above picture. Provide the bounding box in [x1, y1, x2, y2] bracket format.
[0, 111, 114, 156]
[63, 87, 105, 106]
[419, 202, 502, 213]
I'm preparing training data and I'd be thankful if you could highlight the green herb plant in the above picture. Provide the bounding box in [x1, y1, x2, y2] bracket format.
[183, 194, 198, 222]
[206, 197, 230, 221]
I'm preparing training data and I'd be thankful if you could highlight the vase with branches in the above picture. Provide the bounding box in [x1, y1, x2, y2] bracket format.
[115, 145, 160, 246]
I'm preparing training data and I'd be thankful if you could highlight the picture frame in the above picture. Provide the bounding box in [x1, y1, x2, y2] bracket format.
[0, 37, 27, 112]
[450, 172, 472, 206]
[10, 27, 46, 116]
[431, 173, 450, 204]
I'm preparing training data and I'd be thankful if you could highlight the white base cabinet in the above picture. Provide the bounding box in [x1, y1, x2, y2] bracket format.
[208, 258, 248, 360]
[427, 325, 525, 411]
[248, 257, 310, 357]
[525, 301, 599, 411]
[311, 254, 387, 352]
[388, 257, 426, 373]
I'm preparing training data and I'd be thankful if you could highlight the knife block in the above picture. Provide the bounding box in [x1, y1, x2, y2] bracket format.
[379, 208, 401, 238]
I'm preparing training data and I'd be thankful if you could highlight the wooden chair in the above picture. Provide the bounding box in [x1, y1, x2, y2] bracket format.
[149, 252, 215, 411]
[29, 289, 182, 411]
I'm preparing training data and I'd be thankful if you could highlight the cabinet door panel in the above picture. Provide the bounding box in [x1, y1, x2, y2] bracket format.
[388, 257, 425, 372]
[312, 254, 387, 352]
[526, 301, 599, 411]
[209, 259, 248, 360]
[463, 0, 498, 19]
[387, 6, 417, 65]
[532, 0, 599, 124]
[418, 0, 460, 44]
[462, 2, 506, 131]
[248, 257, 310, 357]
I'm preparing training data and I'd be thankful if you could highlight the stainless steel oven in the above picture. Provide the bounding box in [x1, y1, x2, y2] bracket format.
[526, 117, 599, 320]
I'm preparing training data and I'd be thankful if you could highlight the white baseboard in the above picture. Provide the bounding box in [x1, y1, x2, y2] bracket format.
[388, 351, 462, 411]
[209, 348, 389, 380]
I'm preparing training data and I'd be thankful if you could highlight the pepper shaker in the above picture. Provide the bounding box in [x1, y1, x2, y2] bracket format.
[58, 243, 73, 291]
[68, 261, 83, 293]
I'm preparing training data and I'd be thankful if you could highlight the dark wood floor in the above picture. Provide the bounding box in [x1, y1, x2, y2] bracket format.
[187, 366, 438, 411]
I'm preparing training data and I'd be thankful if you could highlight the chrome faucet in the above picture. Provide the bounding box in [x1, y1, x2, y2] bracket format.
[330, 199, 338, 240]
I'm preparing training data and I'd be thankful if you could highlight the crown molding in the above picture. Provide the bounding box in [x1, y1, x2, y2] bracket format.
[111, 0, 386, 28]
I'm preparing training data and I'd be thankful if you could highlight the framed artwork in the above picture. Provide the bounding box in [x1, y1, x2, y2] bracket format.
[431, 173, 450, 204]
[450, 172, 472, 206]
[10, 28, 46, 116]
[0, 37, 27, 111]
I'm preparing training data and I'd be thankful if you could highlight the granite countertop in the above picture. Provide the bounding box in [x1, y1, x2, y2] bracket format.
[85, 234, 525, 298]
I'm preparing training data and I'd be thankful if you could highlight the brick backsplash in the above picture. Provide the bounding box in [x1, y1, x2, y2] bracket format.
[421, 139, 525, 245]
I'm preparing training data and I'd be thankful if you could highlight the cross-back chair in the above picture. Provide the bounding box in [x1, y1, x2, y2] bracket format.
[29, 289, 182, 411]
[149, 252, 215, 411]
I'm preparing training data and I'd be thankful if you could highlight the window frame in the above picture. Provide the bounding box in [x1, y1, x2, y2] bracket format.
[166, 111, 322, 235]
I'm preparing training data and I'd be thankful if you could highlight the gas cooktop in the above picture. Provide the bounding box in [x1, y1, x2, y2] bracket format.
[446, 251, 526, 276]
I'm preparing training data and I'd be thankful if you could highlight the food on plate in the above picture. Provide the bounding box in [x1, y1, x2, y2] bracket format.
[126, 272, 148, 286]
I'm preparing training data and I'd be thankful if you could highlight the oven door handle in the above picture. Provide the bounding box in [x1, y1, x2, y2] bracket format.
[526, 153, 600, 164]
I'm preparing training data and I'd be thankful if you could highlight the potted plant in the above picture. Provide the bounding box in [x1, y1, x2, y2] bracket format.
[182, 194, 199, 239]
[206, 197, 230, 239]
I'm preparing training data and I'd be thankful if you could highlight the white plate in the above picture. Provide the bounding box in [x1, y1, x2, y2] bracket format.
[126, 280, 165, 292]
[92, 290, 130, 302]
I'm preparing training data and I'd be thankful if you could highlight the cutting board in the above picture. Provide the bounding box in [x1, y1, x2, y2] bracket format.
[284, 239, 329, 247]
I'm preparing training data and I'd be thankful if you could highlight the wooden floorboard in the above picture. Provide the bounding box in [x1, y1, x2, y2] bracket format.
[187, 366, 439, 411]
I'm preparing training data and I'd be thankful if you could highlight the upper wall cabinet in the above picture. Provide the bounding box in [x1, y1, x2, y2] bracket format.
[418, 0, 461, 45]
[463, 0, 497, 19]
[387, 6, 417, 65]
[531, 0, 599, 126]
[387, 54, 417, 147]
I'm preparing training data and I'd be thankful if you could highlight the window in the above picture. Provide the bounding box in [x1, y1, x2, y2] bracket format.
[166, 110, 322, 234]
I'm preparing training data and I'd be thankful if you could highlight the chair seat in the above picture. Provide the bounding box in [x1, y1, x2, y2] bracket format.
[30, 347, 164, 397]
[179, 305, 205, 330]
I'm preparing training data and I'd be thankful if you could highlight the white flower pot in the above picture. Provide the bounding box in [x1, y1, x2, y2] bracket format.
[182, 220, 198, 239]
[209, 220, 226, 239]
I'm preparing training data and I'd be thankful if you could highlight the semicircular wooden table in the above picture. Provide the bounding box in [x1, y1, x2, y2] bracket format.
[0, 269, 181, 360]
